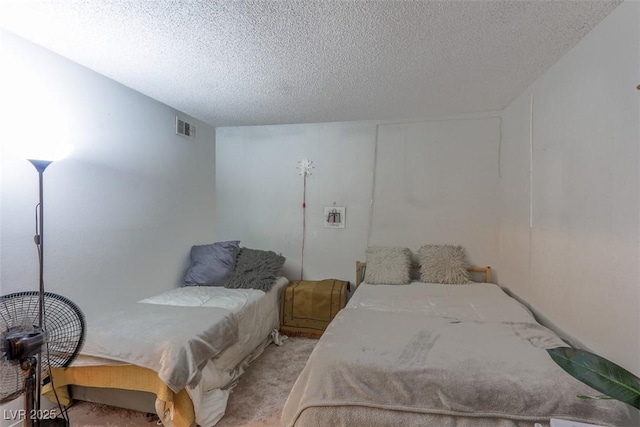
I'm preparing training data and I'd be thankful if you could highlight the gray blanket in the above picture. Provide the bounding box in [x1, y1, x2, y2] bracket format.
[81, 302, 238, 392]
[282, 308, 637, 426]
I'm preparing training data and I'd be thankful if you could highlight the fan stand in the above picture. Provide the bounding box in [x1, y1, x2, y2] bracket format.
[21, 357, 67, 427]
[22, 357, 36, 427]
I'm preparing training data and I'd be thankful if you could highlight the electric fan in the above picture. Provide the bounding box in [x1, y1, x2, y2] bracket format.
[0, 291, 85, 426]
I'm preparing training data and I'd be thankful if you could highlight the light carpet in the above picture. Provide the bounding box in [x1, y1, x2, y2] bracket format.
[63, 336, 317, 427]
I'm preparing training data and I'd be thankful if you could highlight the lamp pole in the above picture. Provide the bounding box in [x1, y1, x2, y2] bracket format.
[27, 158, 52, 420]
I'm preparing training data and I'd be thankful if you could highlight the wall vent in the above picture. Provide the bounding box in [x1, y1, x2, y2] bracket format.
[176, 116, 196, 139]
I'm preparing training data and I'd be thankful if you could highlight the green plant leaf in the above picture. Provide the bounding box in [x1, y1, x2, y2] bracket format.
[547, 347, 640, 410]
[576, 394, 612, 401]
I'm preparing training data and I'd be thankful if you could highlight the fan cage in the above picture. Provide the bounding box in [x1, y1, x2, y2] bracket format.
[1, 291, 85, 403]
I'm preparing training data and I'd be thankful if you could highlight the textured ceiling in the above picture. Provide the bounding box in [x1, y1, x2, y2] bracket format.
[0, 0, 621, 127]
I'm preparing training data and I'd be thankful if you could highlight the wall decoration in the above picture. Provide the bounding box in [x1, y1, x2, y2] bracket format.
[324, 206, 346, 228]
[297, 158, 314, 176]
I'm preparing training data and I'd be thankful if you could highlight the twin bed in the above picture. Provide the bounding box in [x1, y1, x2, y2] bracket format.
[44, 242, 289, 427]
[45, 277, 288, 427]
[282, 246, 637, 427]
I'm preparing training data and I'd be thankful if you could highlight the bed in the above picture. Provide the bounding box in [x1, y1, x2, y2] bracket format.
[281, 247, 637, 427]
[44, 243, 289, 427]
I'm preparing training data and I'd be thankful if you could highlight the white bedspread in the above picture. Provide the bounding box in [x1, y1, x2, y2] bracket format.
[138, 285, 263, 310]
[349, 281, 535, 322]
[282, 282, 638, 427]
[75, 277, 289, 427]
[81, 302, 238, 392]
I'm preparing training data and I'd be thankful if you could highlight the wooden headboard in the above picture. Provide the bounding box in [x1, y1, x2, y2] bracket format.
[355, 261, 492, 287]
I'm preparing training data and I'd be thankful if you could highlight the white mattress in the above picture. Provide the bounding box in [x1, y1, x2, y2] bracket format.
[73, 276, 289, 426]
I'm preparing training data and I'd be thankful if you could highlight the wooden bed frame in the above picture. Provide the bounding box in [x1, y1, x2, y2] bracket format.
[355, 261, 492, 287]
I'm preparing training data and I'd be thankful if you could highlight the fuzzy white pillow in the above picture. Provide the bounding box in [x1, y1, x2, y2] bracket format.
[364, 246, 412, 285]
[418, 244, 469, 284]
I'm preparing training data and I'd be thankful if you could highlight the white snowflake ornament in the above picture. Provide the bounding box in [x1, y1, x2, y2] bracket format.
[297, 158, 314, 176]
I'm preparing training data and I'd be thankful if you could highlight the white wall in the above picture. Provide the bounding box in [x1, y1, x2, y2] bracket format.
[215, 114, 501, 285]
[215, 121, 377, 283]
[498, 0, 640, 374]
[0, 31, 217, 425]
[0, 31, 217, 320]
[371, 118, 501, 266]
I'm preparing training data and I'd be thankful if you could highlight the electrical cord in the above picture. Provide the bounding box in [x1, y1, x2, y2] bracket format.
[43, 329, 70, 425]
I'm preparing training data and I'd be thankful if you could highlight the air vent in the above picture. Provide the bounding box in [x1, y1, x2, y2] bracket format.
[176, 116, 196, 139]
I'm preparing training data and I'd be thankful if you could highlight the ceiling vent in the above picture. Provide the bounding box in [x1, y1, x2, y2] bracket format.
[176, 116, 196, 139]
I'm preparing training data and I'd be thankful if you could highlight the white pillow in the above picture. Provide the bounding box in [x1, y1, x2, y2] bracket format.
[364, 246, 412, 285]
[418, 244, 469, 284]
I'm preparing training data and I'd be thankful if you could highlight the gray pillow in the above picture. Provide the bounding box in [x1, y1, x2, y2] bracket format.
[224, 248, 285, 292]
[364, 246, 412, 285]
[418, 244, 469, 284]
[183, 241, 240, 286]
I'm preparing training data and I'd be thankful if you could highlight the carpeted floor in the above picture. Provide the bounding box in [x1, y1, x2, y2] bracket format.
[63, 336, 317, 427]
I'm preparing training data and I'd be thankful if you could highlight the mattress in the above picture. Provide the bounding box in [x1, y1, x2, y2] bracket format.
[50, 277, 288, 427]
[282, 281, 637, 427]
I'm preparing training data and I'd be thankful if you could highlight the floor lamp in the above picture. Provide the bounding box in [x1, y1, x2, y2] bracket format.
[26, 154, 69, 427]
[28, 158, 52, 422]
